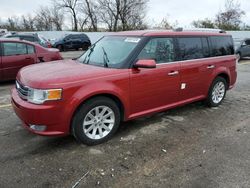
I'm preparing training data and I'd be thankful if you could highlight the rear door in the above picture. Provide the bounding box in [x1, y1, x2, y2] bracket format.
[2, 42, 36, 80]
[130, 37, 181, 116]
[177, 37, 212, 100]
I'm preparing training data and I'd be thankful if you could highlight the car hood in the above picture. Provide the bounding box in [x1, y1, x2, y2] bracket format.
[17, 60, 124, 88]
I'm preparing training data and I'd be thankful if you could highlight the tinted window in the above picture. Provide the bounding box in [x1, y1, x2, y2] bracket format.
[138, 38, 174, 64]
[27, 44, 35, 54]
[245, 40, 250, 46]
[210, 36, 234, 56]
[177, 37, 204, 60]
[201, 38, 210, 58]
[3, 42, 27, 56]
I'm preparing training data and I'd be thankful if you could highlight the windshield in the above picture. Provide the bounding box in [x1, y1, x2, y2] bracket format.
[77, 36, 141, 68]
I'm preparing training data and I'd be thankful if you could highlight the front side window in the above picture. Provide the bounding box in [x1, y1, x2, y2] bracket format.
[3, 42, 27, 56]
[77, 36, 140, 68]
[177, 37, 204, 60]
[138, 38, 174, 64]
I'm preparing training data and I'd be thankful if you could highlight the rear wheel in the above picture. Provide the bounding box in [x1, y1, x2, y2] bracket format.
[82, 42, 90, 51]
[72, 97, 121, 145]
[57, 45, 64, 52]
[206, 77, 227, 107]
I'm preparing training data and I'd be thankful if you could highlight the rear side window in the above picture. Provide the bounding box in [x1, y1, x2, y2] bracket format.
[177, 37, 204, 60]
[210, 36, 234, 56]
[3, 42, 27, 56]
[27, 44, 35, 54]
[138, 38, 175, 64]
[244, 39, 250, 46]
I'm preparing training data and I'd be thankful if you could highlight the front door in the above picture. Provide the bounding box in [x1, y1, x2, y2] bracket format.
[129, 37, 181, 117]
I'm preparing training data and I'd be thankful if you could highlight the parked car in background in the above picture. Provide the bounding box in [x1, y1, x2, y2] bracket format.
[52, 33, 91, 51]
[235, 38, 250, 61]
[12, 30, 237, 145]
[0, 29, 8, 37]
[0, 38, 62, 81]
[5, 33, 52, 48]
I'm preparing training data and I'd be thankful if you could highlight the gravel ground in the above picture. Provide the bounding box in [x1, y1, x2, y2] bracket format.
[0, 53, 250, 188]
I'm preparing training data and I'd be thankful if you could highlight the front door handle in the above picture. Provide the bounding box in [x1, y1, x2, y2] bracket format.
[168, 71, 179, 76]
[207, 65, 215, 69]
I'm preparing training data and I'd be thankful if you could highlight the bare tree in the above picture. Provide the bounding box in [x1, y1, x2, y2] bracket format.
[192, 18, 215, 29]
[98, 0, 120, 31]
[50, 4, 64, 31]
[215, 0, 245, 30]
[21, 14, 35, 31]
[55, 0, 80, 31]
[83, 0, 98, 31]
[119, 0, 148, 30]
[34, 6, 53, 31]
[6, 16, 20, 31]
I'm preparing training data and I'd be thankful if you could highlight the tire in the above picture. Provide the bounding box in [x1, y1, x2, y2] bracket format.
[82, 42, 90, 51]
[206, 77, 227, 107]
[71, 97, 121, 145]
[57, 45, 64, 52]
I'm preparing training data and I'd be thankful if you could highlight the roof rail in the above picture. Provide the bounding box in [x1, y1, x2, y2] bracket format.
[181, 28, 226, 33]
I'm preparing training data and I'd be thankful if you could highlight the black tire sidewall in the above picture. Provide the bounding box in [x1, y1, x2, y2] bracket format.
[72, 97, 121, 145]
[207, 77, 227, 107]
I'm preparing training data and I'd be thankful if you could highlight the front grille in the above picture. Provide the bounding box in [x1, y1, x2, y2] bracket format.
[16, 81, 29, 100]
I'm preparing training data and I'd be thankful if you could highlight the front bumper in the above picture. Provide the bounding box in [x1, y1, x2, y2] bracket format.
[11, 88, 70, 136]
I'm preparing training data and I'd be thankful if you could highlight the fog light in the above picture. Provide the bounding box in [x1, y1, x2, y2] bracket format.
[29, 125, 47, 132]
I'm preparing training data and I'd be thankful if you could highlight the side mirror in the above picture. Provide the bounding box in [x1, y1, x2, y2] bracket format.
[134, 59, 156, 69]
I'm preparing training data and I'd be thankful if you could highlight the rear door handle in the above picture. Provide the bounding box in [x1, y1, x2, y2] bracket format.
[207, 65, 215, 69]
[25, 57, 32, 60]
[168, 71, 179, 76]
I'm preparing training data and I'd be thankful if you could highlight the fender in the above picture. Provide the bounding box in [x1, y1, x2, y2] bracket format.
[64, 80, 130, 130]
[209, 66, 231, 90]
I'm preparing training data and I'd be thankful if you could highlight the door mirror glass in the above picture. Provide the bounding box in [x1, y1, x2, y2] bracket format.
[134, 59, 156, 69]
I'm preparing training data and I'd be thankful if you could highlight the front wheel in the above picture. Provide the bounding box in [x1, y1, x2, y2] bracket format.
[206, 77, 227, 107]
[71, 97, 121, 145]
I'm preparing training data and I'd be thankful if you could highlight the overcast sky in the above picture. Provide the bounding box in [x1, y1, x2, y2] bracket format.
[0, 0, 249, 28]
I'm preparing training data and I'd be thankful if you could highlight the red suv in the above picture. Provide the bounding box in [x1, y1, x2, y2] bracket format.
[11, 31, 237, 145]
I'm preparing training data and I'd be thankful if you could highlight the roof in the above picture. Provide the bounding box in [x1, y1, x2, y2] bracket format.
[0, 38, 38, 46]
[113, 30, 231, 37]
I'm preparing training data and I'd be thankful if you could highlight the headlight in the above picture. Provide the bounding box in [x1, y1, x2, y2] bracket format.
[27, 88, 62, 104]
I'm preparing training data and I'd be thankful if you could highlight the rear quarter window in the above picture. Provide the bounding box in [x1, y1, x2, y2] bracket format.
[210, 36, 234, 56]
[27, 44, 35, 54]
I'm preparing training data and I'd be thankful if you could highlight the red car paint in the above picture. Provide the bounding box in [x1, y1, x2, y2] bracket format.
[0, 39, 62, 81]
[11, 31, 237, 136]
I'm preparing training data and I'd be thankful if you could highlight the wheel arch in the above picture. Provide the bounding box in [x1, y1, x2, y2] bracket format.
[216, 72, 230, 89]
[69, 93, 126, 134]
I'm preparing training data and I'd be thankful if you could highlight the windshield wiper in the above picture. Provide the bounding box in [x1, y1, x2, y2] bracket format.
[102, 47, 110, 68]
[81, 44, 95, 64]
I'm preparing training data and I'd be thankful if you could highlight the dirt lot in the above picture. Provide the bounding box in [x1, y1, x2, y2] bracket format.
[0, 52, 250, 188]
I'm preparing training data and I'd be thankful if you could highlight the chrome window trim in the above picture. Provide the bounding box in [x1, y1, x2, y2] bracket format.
[156, 55, 236, 66]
